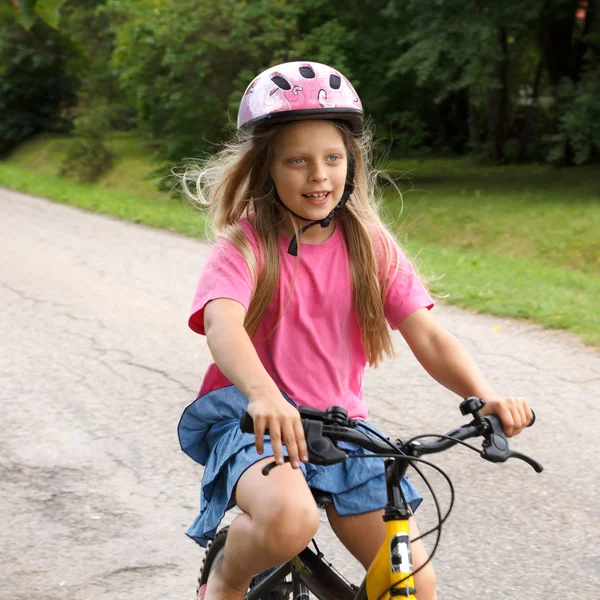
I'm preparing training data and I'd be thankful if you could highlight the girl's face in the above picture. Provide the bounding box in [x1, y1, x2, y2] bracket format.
[270, 120, 348, 241]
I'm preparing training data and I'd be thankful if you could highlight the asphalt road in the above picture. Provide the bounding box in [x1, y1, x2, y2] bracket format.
[1, 187, 599, 599]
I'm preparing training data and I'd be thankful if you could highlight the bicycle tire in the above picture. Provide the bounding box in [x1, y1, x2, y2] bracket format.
[196, 526, 294, 600]
[197, 527, 228, 597]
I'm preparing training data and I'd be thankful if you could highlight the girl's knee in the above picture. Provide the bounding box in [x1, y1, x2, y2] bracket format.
[258, 497, 320, 557]
[236, 459, 320, 558]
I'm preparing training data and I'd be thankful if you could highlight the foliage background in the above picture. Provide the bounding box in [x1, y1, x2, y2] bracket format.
[2, 0, 599, 172]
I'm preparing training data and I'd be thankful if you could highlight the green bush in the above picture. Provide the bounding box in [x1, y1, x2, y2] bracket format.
[59, 106, 114, 183]
[379, 110, 430, 155]
[549, 58, 600, 165]
[0, 7, 78, 156]
[107, 0, 303, 162]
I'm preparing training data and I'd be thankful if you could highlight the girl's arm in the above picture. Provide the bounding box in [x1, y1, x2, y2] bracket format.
[204, 298, 308, 468]
[398, 308, 532, 437]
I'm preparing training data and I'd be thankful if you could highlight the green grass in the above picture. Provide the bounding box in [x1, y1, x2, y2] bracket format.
[1, 134, 598, 345]
[5, 131, 172, 202]
[383, 158, 599, 276]
[0, 162, 206, 237]
[407, 241, 598, 343]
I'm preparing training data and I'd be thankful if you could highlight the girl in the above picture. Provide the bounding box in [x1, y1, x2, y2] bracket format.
[178, 61, 532, 600]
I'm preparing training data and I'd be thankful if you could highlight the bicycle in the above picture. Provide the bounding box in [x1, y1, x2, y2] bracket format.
[197, 397, 542, 599]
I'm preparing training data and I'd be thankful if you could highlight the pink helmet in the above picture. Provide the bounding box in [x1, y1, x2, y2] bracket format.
[237, 61, 363, 133]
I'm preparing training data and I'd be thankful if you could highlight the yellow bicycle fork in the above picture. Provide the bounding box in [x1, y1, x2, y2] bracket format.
[365, 516, 416, 600]
[364, 456, 417, 600]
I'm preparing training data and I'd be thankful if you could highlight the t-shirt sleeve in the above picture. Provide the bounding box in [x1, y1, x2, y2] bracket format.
[379, 240, 434, 329]
[188, 237, 254, 335]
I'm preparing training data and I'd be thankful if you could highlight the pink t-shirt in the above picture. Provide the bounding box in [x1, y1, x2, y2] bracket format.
[189, 220, 433, 420]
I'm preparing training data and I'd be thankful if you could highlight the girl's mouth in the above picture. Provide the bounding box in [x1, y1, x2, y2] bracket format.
[303, 191, 331, 205]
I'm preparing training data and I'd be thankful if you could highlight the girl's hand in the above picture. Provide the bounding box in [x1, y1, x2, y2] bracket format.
[480, 395, 533, 437]
[247, 391, 308, 469]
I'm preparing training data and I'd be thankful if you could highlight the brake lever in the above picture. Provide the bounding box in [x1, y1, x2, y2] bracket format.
[508, 450, 544, 473]
[258, 419, 348, 475]
[481, 415, 543, 472]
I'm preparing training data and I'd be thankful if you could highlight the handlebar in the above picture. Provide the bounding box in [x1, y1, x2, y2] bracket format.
[239, 398, 543, 473]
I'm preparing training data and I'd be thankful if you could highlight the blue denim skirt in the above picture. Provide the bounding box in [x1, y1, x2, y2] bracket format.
[178, 386, 422, 547]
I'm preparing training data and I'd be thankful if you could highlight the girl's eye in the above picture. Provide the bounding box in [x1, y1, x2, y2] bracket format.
[288, 155, 342, 164]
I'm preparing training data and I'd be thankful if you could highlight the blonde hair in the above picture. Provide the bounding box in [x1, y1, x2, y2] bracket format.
[182, 120, 409, 367]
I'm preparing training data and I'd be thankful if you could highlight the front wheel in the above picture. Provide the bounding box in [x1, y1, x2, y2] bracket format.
[196, 527, 298, 599]
[197, 527, 228, 598]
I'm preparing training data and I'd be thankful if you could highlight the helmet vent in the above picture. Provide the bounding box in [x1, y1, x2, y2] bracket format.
[329, 74, 341, 90]
[299, 66, 315, 79]
[271, 75, 292, 90]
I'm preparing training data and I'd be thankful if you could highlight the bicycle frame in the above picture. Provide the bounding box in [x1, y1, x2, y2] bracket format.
[235, 400, 541, 600]
[363, 457, 417, 600]
[244, 546, 357, 600]
[245, 455, 417, 600]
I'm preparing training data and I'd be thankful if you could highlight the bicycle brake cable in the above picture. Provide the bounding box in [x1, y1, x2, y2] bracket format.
[342, 452, 451, 600]
[403, 433, 483, 454]
[409, 461, 454, 542]
[324, 425, 482, 600]
[346, 427, 471, 540]
[378, 457, 448, 600]
[351, 424, 482, 465]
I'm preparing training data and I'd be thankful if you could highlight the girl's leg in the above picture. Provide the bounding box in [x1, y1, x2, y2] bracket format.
[202, 457, 320, 600]
[326, 507, 437, 600]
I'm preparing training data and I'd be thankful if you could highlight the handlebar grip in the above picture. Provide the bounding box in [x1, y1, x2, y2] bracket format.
[240, 411, 256, 434]
[239, 412, 348, 466]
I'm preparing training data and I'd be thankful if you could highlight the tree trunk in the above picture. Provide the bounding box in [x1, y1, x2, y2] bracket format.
[468, 100, 481, 154]
[517, 58, 544, 162]
[486, 25, 509, 162]
[540, 1, 578, 86]
[574, 0, 598, 78]
[538, 1, 580, 165]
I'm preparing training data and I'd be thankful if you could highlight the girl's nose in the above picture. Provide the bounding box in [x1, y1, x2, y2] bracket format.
[309, 163, 327, 182]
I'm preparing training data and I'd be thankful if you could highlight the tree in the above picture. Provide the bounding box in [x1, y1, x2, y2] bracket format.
[0, 4, 78, 155]
[11, 0, 66, 30]
[4, 0, 597, 165]
[107, 0, 302, 161]
[543, 0, 600, 163]
[387, 0, 542, 162]
[387, 0, 599, 164]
